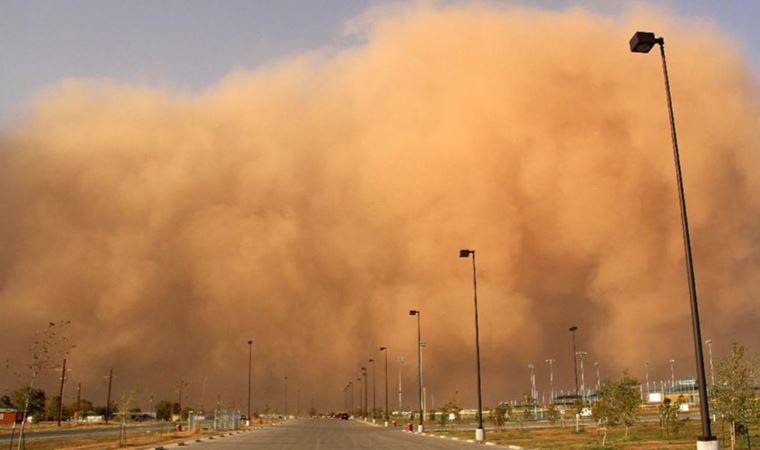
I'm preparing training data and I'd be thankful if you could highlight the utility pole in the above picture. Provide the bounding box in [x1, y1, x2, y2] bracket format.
[105, 369, 114, 424]
[75, 383, 81, 423]
[56, 358, 69, 426]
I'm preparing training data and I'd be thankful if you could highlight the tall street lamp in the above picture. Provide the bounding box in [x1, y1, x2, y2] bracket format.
[369, 358, 376, 421]
[669, 359, 676, 390]
[283, 376, 288, 416]
[576, 351, 588, 399]
[705, 339, 715, 386]
[409, 310, 424, 433]
[645, 361, 650, 395]
[459, 249, 485, 442]
[349, 381, 354, 413]
[380, 347, 390, 426]
[247, 340, 253, 423]
[545, 358, 556, 403]
[569, 326, 579, 396]
[630, 30, 716, 447]
[361, 367, 368, 420]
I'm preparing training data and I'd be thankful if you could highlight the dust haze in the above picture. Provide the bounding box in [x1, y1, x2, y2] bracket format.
[1, 4, 759, 411]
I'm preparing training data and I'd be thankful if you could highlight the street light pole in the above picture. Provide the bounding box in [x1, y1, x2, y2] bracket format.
[545, 359, 555, 403]
[645, 361, 650, 395]
[247, 340, 253, 423]
[669, 359, 676, 390]
[380, 347, 389, 426]
[569, 326, 579, 396]
[409, 310, 424, 433]
[576, 352, 588, 399]
[594, 362, 601, 392]
[283, 376, 288, 416]
[369, 358, 376, 421]
[705, 339, 715, 386]
[459, 249, 485, 442]
[630, 30, 717, 447]
[361, 368, 368, 420]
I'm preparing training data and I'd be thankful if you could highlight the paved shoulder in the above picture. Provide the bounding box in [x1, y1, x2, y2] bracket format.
[186, 419, 478, 450]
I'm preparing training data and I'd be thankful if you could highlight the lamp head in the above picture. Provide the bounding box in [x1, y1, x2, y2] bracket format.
[459, 249, 473, 258]
[629, 31, 661, 53]
[247, 340, 253, 345]
[369, 359, 374, 362]
[569, 326, 578, 332]
[380, 346, 387, 351]
[409, 310, 419, 316]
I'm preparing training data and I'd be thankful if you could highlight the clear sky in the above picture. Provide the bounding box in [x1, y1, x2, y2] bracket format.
[1, 0, 759, 128]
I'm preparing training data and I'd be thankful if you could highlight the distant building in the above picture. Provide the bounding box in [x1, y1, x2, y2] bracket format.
[0, 409, 20, 425]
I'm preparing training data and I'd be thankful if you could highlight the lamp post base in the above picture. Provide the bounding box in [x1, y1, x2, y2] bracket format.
[697, 439, 719, 450]
[417, 424, 424, 433]
[475, 428, 485, 442]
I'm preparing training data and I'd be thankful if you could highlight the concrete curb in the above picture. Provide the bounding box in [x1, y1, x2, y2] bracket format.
[152, 429, 249, 449]
[401, 428, 526, 448]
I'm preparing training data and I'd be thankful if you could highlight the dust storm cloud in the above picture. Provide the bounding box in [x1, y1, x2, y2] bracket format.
[1, 4, 759, 411]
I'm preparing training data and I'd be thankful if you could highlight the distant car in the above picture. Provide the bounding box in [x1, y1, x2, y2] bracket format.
[340, 413, 349, 420]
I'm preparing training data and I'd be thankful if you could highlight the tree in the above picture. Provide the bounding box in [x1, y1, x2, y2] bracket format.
[155, 400, 174, 421]
[0, 395, 13, 408]
[592, 371, 641, 443]
[11, 387, 46, 419]
[546, 403, 559, 424]
[490, 404, 507, 429]
[658, 395, 687, 438]
[711, 343, 759, 450]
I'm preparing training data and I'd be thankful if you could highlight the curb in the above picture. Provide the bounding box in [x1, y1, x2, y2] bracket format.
[152, 429, 249, 449]
[401, 429, 526, 448]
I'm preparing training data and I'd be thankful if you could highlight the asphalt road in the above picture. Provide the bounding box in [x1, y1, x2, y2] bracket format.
[189, 419, 478, 450]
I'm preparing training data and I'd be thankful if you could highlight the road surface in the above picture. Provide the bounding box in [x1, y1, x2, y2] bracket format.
[189, 419, 477, 449]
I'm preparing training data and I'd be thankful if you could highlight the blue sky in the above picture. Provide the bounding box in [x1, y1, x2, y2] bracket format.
[1, 0, 758, 128]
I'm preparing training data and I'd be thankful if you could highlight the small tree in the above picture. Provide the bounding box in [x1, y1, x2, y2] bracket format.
[490, 404, 507, 429]
[711, 343, 759, 450]
[546, 403, 559, 424]
[593, 371, 641, 442]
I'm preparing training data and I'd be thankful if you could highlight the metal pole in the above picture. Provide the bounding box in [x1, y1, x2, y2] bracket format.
[416, 313, 423, 431]
[657, 38, 714, 442]
[546, 359, 555, 402]
[470, 252, 485, 440]
[398, 356, 404, 412]
[670, 359, 676, 389]
[706, 339, 715, 386]
[380, 348, 389, 424]
[363, 370, 368, 419]
[56, 358, 67, 426]
[247, 341, 252, 421]
[645, 361, 650, 395]
[283, 376, 288, 415]
[105, 369, 113, 425]
[570, 327, 579, 395]
[75, 383, 81, 423]
[595, 362, 600, 392]
[370, 359, 376, 420]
